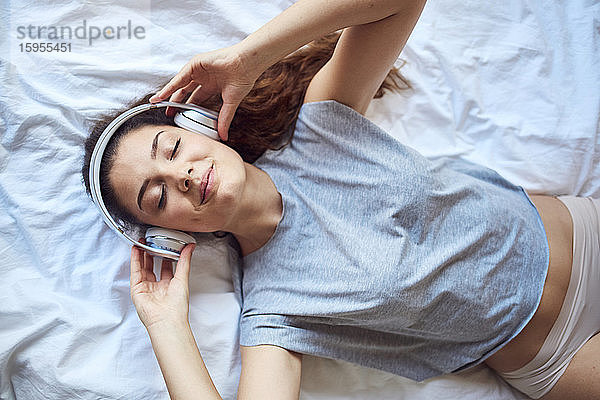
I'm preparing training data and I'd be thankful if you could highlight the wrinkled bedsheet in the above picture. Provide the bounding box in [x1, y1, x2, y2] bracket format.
[1, 0, 598, 399]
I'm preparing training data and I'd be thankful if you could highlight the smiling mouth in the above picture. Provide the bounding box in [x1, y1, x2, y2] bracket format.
[199, 161, 215, 205]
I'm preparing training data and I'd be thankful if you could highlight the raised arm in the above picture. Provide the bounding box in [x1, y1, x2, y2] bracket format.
[303, 1, 426, 114]
[150, 0, 427, 139]
[236, 0, 424, 80]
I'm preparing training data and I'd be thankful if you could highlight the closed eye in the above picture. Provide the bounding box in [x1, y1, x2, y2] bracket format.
[170, 138, 181, 160]
[158, 183, 166, 209]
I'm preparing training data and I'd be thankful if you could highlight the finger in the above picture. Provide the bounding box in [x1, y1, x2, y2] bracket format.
[160, 257, 174, 281]
[186, 85, 213, 106]
[174, 243, 196, 283]
[144, 249, 157, 283]
[167, 81, 198, 104]
[166, 82, 199, 117]
[136, 237, 147, 281]
[150, 62, 193, 103]
[171, 82, 198, 103]
[217, 102, 240, 141]
[130, 246, 144, 289]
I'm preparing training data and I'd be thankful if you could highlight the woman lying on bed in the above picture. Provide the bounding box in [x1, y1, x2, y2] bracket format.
[82, 0, 599, 399]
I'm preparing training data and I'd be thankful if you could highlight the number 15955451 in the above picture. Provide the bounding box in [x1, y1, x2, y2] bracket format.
[19, 42, 72, 52]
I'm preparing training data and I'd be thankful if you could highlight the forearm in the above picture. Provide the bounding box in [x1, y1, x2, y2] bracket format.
[236, 0, 415, 74]
[147, 320, 222, 400]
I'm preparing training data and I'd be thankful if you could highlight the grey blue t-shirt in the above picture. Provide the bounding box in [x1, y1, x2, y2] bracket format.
[232, 100, 549, 381]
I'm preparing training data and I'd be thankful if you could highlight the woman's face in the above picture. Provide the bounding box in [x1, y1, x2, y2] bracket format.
[109, 124, 247, 232]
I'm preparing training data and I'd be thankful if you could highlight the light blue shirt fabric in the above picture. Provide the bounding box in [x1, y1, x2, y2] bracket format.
[232, 100, 549, 381]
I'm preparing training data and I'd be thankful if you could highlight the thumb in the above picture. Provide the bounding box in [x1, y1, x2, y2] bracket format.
[218, 101, 240, 141]
[174, 243, 196, 283]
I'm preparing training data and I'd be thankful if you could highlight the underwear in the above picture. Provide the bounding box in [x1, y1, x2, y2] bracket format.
[498, 196, 600, 399]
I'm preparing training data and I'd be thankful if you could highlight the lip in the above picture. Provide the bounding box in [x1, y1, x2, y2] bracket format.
[199, 161, 215, 205]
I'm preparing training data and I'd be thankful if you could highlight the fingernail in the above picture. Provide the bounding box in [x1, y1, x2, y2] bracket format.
[149, 94, 160, 103]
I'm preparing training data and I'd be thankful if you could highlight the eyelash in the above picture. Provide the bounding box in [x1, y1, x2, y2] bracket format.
[158, 183, 166, 209]
[170, 138, 181, 160]
[159, 137, 180, 210]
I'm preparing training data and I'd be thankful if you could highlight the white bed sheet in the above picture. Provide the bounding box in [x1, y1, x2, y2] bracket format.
[1, 0, 598, 399]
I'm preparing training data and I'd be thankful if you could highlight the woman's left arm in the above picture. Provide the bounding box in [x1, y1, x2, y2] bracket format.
[130, 244, 222, 400]
[303, 0, 427, 114]
[147, 319, 222, 400]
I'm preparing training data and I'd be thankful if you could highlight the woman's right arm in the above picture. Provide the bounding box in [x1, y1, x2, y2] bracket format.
[151, 0, 422, 140]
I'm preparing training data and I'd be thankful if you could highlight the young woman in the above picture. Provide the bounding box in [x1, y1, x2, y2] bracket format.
[82, 0, 599, 399]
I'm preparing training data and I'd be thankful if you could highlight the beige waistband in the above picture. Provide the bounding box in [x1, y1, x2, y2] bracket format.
[498, 196, 600, 399]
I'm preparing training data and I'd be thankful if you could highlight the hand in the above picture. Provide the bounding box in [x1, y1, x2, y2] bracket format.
[129, 241, 196, 330]
[149, 45, 259, 141]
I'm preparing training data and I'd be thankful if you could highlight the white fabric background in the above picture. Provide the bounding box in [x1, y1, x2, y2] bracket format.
[1, 0, 598, 399]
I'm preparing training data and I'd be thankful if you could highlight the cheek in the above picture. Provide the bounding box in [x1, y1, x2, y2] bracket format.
[158, 199, 218, 231]
[163, 201, 193, 225]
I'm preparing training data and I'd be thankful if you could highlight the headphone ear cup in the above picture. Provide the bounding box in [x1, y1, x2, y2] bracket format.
[145, 227, 196, 254]
[174, 109, 219, 141]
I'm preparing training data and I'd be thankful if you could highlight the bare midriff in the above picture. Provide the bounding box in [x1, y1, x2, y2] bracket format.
[485, 194, 574, 373]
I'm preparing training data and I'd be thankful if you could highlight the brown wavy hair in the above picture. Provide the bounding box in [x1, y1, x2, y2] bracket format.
[82, 31, 409, 231]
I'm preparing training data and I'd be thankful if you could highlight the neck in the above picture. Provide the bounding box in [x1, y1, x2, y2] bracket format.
[224, 163, 282, 257]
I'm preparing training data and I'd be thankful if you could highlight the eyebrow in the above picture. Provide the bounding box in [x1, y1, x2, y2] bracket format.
[151, 130, 165, 159]
[137, 179, 150, 211]
[137, 130, 165, 210]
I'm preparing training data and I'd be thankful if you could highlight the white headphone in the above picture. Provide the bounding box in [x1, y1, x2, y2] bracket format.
[89, 101, 220, 261]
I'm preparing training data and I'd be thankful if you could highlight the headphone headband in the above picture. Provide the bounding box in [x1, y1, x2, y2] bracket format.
[89, 101, 217, 260]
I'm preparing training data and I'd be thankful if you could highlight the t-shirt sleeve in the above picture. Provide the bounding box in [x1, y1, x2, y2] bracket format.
[238, 314, 296, 347]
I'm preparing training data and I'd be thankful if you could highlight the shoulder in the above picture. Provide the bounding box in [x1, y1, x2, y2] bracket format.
[291, 100, 394, 156]
[296, 99, 380, 136]
[299, 98, 360, 117]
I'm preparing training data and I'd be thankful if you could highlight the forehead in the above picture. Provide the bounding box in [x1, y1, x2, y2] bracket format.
[112, 124, 167, 173]
[121, 123, 170, 147]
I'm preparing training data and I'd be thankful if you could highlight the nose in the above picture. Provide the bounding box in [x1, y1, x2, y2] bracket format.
[177, 168, 193, 192]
